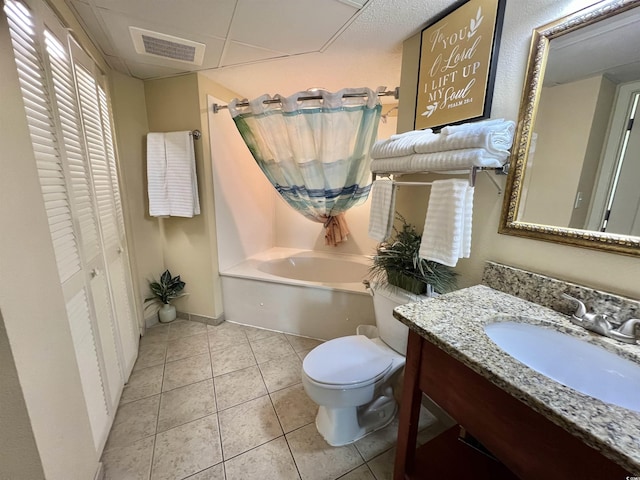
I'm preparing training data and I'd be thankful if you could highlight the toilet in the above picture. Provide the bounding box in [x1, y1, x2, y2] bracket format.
[302, 282, 428, 446]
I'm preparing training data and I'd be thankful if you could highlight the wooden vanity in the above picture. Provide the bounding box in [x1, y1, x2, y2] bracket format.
[391, 285, 640, 480]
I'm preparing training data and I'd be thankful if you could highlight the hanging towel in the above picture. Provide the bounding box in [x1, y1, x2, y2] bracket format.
[368, 179, 397, 242]
[147, 132, 170, 216]
[147, 131, 200, 218]
[419, 179, 473, 267]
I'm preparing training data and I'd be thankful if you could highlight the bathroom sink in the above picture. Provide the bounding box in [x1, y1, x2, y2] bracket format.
[484, 320, 640, 412]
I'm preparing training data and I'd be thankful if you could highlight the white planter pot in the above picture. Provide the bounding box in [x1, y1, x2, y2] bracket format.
[158, 303, 176, 323]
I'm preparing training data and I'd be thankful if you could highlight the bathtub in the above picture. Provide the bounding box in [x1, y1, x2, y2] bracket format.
[219, 248, 376, 340]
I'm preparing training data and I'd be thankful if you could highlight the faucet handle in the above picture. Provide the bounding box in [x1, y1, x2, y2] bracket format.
[561, 293, 587, 318]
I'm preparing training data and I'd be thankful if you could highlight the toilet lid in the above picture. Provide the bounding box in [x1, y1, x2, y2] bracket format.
[303, 335, 393, 386]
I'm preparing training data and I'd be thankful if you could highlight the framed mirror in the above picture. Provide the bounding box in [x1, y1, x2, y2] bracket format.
[499, 0, 640, 256]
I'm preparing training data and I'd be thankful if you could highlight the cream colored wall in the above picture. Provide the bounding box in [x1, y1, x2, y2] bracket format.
[521, 76, 602, 226]
[109, 70, 161, 327]
[397, 0, 640, 299]
[0, 12, 99, 479]
[144, 74, 219, 318]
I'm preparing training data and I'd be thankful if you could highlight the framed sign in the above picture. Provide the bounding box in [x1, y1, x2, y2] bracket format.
[414, 0, 506, 131]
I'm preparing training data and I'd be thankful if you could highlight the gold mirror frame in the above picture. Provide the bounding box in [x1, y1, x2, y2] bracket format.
[499, 0, 640, 256]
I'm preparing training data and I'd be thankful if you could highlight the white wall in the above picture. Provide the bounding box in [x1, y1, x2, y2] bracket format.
[397, 0, 640, 299]
[208, 96, 276, 271]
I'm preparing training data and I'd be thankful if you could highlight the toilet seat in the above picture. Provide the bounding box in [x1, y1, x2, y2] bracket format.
[303, 335, 394, 387]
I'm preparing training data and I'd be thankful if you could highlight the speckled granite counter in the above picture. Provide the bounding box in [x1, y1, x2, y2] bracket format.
[393, 284, 640, 474]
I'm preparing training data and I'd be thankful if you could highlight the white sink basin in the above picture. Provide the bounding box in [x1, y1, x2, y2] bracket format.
[484, 321, 640, 412]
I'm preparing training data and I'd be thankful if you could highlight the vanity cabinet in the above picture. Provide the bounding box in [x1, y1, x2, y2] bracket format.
[394, 329, 631, 479]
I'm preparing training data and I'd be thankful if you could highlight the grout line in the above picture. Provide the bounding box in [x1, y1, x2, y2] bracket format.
[206, 326, 225, 475]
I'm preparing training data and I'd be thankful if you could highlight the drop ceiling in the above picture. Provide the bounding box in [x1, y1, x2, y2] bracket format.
[65, 0, 458, 100]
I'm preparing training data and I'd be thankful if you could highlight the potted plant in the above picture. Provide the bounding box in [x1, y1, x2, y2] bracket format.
[370, 214, 457, 296]
[144, 269, 186, 323]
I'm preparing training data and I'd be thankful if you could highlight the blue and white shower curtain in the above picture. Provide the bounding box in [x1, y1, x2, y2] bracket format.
[229, 88, 382, 246]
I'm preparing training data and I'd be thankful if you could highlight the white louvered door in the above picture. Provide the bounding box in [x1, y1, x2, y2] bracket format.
[71, 43, 138, 376]
[3, 0, 138, 452]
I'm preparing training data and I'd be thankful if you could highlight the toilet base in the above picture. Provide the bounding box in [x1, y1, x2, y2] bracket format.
[316, 392, 398, 446]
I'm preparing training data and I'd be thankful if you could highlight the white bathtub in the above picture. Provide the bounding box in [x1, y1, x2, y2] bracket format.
[220, 248, 376, 340]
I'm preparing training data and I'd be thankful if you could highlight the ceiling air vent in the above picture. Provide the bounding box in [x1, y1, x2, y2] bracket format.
[130, 27, 205, 65]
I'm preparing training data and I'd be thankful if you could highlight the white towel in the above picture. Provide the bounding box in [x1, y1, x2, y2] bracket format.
[419, 179, 473, 267]
[147, 132, 169, 216]
[370, 149, 506, 174]
[368, 179, 397, 242]
[413, 129, 514, 157]
[147, 131, 200, 218]
[371, 129, 436, 159]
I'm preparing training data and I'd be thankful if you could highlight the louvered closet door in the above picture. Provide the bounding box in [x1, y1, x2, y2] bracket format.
[3, 0, 114, 450]
[71, 41, 138, 377]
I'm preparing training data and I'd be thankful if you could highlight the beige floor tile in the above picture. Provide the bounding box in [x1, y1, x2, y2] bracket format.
[162, 352, 212, 392]
[168, 319, 207, 340]
[365, 447, 395, 480]
[157, 379, 216, 432]
[270, 384, 318, 433]
[208, 325, 249, 352]
[244, 326, 283, 342]
[211, 342, 256, 377]
[338, 465, 376, 480]
[224, 436, 299, 480]
[121, 364, 164, 404]
[105, 395, 159, 451]
[140, 324, 170, 346]
[218, 395, 283, 460]
[134, 342, 167, 371]
[250, 335, 296, 364]
[151, 414, 222, 480]
[214, 365, 267, 411]
[166, 333, 209, 362]
[285, 334, 323, 353]
[354, 417, 400, 462]
[296, 348, 313, 361]
[102, 436, 154, 480]
[287, 423, 364, 480]
[258, 354, 302, 392]
[185, 464, 225, 479]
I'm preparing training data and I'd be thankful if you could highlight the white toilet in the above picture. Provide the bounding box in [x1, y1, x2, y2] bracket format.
[302, 282, 427, 446]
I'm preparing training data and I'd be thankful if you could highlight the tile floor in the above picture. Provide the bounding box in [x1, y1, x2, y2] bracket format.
[101, 319, 452, 480]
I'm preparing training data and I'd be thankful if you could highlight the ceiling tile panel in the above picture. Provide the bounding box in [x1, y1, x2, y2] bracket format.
[68, 0, 117, 55]
[87, 0, 236, 39]
[97, 9, 225, 69]
[228, 0, 358, 54]
[125, 60, 188, 80]
[221, 41, 288, 67]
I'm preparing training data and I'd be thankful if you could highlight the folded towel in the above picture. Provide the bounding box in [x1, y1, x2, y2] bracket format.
[419, 179, 472, 267]
[368, 179, 397, 242]
[147, 131, 200, 218]
[147, 132, 169, 216]
[371, 129, 436, 159]
[413, 129, 514, 158]
[440, 118, 515, 137]
[370, 149, 506, 174]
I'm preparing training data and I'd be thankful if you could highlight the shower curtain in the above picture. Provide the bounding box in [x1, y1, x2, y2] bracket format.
[228, 88, 382, 246]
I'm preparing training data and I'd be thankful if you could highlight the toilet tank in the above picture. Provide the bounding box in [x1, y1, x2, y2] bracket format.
[370, 283, 428, 355]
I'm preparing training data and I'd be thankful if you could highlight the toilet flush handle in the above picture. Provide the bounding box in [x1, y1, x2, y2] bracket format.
[362, 279, 374, 297]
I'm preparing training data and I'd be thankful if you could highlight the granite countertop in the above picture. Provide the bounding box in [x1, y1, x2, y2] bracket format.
[393, 284, 640, 474]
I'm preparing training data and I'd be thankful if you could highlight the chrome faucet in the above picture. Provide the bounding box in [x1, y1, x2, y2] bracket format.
[561, 293, 639, 345]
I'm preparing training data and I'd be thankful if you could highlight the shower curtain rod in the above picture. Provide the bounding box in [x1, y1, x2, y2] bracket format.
[212, 87, 399, 114]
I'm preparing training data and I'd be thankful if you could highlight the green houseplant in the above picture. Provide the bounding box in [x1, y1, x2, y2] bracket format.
[145, 269, 186, 323]
[370, 214, 457, 296]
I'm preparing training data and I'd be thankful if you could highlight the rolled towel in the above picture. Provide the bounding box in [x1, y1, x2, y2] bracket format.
[419, 179, 471, 267]
[371, 129, 436, 159]
[368, 179, 397, 242]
